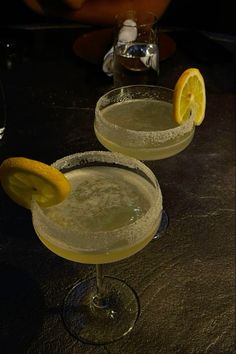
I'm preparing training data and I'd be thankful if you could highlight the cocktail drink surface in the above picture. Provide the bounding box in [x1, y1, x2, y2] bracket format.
[95, 85, 195, 160]
[31, 151, 162, 344]
[32, 152, 162, 264]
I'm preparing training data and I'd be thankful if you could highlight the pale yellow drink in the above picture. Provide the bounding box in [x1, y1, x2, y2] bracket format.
[32, 154, 162, 264]
[95, 86, 195, 160]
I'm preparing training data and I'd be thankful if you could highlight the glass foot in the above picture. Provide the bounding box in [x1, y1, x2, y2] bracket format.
[153, 209, 169, 240]
[62, 276, 140, 345]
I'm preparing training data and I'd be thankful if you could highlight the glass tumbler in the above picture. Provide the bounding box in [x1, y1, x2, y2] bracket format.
[113, 10, 159, 87]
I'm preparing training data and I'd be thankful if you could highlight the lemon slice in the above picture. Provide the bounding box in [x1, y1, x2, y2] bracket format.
[173, 68, 206, 126]
[0, 157, 70, 209]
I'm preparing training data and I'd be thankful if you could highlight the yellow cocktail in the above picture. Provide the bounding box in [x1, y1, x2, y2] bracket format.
[32, 158, 162, 264]
[31, 151, 162, 344]
[94, 85, 195, 160]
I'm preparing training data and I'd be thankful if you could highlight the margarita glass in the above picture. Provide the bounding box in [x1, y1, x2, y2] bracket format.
[31, 151, 162, 344]
[94, 85, 195, 236]
[94, 85, 195, 160]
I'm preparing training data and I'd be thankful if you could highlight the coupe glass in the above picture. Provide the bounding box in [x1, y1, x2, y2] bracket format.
[94, 85, 195, 160]
[94, 85, 195, 237]
[31, 151, 162, 344]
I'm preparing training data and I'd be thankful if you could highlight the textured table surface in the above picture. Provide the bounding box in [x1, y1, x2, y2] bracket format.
[0, 27, 235, 354]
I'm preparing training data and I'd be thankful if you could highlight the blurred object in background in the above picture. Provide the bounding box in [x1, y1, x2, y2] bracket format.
[0, 0, 235, 36]
[22, 0, 173, 25]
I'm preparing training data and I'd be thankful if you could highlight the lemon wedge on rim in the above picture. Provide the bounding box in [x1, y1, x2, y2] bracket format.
[173, 68, 206, 126]
[0, 157, 70, 209]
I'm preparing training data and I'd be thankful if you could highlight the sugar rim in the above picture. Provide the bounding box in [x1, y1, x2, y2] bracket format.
[31, 151, 162, 252]
[95, 85, 194, 146]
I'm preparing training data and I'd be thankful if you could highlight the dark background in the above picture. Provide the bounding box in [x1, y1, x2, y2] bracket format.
[0, 0, 235, 34]
[0, 2, 235, 354]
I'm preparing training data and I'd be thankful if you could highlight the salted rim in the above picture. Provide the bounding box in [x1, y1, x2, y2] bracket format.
[95, 85, 195, 146]
[31, 151, 162, 252]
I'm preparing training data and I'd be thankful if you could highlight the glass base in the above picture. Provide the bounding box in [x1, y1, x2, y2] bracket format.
[62, 276, 140, 345]
[153, 209, 169, 240]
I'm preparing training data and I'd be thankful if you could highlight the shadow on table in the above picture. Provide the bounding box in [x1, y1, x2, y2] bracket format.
[0, 263, 45, 354]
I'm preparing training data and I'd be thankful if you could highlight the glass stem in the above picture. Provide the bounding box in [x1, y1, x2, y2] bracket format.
[93, 264, 107, 308]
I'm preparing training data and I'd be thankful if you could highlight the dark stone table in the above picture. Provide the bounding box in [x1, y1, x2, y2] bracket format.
[0, 26, 235, 354]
